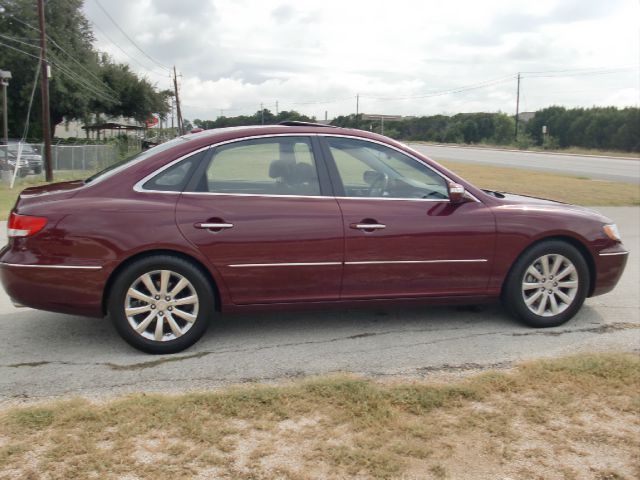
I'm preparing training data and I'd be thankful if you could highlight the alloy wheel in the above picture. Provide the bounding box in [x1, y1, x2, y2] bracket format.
[125, 269, 200, 341]
[521, 254, 579, 317]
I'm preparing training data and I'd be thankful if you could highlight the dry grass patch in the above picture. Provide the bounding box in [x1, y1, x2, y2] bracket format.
[440, 161, 640, 206]
[0, 353, 639, 479]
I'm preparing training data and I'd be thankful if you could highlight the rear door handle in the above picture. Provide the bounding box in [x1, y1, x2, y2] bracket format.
[195, 222, 234, 229]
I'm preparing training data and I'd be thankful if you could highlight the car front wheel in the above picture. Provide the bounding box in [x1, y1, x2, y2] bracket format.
[503, 240, 589, 328]
[108, 255, 214, 354]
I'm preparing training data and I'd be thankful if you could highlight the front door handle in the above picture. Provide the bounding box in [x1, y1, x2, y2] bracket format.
[350, 219, 386, 231]
[351, 223, 386, 230]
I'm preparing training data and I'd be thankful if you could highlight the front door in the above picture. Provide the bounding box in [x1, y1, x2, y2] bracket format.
[176, 136, 343, 305]
[321, 136, 496, 299]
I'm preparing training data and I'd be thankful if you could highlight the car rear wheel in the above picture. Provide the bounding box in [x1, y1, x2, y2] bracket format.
[503, 240, 589, 328]
[108, 255, 214, 354]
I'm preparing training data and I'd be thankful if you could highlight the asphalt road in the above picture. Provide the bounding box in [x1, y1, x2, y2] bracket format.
[407, 143, 640, 184]
[0, 207, 638, 403]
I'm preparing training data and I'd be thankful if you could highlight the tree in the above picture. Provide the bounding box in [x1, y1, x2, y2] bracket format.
[0, 0, 170, 139]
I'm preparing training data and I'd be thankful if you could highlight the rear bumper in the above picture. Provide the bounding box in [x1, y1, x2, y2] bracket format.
[591, 246, 629, 297]
[0, 260, 106, 317]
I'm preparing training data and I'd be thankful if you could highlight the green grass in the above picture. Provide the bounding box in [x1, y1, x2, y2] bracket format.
[441, 161, 640, 206]
[0, 353, 638, 479]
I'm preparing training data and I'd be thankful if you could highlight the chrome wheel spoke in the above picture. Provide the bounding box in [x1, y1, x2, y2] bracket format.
[550, 255, 563, 276]
[558, 280, 578, 289]
[522, 282, 542, 291]
[170, 277, 189, 297]
[166, 314, 182, 337]
[135, 312, 156, 333]
[555, 290, 572, 304]
[540, 255, 551, 277]
[125, 305, 152, 316]
[127, 288, 154, 304]
[556, 265, 576, 281]
[536, 294, 548, 315]
[173, 295, 198, 306]
[172, 308, 196, 323]
[548, 294, 559, 314]
[159, 270, 170, 296]
[154, 315, 164, 341]
[526, 266, 543, 281]
[141, 273, 158, 296]
[525, 290, 543, 306]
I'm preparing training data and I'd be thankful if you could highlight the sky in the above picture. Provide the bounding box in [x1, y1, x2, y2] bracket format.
[82, 0, 640, 121]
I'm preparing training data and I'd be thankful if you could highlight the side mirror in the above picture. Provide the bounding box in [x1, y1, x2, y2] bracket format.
[448, 182, 466, 204]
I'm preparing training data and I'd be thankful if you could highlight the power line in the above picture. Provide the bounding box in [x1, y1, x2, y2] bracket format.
[0, 40, 119, 104]
[92, 0, 171, 72]
[89, 20, 169, 77]
[520, 65, 638, 75]
[3, 14, 120, 96]
[363, 74, 516, 101]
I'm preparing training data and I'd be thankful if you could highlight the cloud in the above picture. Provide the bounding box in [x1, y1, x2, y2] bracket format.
[83, 0, 639, 120]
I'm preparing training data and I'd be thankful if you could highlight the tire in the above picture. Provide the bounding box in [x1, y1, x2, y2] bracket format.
[503, 240, 589, 328]
[33, 167, 42, 175]
[108, 255, 214, 354]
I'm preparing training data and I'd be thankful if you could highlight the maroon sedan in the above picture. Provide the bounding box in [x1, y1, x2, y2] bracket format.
[0, 123, 628, 353]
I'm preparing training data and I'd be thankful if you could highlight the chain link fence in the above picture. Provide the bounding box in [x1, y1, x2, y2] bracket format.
[0, 142, 121, 186]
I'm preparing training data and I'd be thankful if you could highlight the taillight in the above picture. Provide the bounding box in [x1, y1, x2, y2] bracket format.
[7, 212, 48, 238]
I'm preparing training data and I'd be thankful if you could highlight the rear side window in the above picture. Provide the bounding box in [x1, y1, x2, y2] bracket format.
[142, 150, 205, 192]
[189, 137, 321, 196]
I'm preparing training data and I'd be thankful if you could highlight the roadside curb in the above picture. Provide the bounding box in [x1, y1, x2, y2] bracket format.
[408, 143, 640, 161]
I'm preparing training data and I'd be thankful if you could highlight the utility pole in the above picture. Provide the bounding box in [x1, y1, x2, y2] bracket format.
[0, 70, 10, 147]
[173, 66, 184, 135]
[514, 72, 521, 139]
[171, 97, 174, 133]
[275, 100, 278, 116]
[260, 103, 264, 125]
[356, 93, 359, 120]
[37, 0, 53, 181]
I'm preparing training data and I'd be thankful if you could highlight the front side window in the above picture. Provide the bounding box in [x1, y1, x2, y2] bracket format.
[326, 137, 448, 200]
[192, 137, 321, 196]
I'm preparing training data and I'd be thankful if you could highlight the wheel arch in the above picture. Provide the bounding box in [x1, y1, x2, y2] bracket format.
[500, 235, 596, 298]
[102, 249, 222, 316]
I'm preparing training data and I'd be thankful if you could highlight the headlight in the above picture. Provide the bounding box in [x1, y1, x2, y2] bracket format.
[603, 224, 622, 242]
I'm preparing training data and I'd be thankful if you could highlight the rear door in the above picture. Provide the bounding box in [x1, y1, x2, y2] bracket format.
[175, 135, 344, 305]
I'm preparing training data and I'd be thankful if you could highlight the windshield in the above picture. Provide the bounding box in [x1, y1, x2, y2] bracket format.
[85, 136, 189, 184]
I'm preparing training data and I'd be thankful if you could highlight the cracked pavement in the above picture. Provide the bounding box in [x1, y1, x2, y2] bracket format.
[0, 206, 638, 403]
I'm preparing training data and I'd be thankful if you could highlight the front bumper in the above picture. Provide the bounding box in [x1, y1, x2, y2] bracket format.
[591, 245, 629, 297]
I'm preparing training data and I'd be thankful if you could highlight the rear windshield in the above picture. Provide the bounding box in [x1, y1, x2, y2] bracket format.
[85, 137, 189, 184]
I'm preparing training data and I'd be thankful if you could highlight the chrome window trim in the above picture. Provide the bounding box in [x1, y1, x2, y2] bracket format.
[132, 132, 480, 202]
[181, 191, 334, 200]
[598, 251, 629, 257]
[0, 262, 102, 270]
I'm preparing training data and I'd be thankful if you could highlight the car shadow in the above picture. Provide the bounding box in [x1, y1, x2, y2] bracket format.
[1, 301, 610, 360]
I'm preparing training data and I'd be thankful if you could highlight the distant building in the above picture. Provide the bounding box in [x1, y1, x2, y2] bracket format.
[517, 112, 536, 123]
[56, 115, 145, 139]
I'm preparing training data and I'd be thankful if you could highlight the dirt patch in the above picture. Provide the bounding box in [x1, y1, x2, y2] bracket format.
[0, 353, 638, 479]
